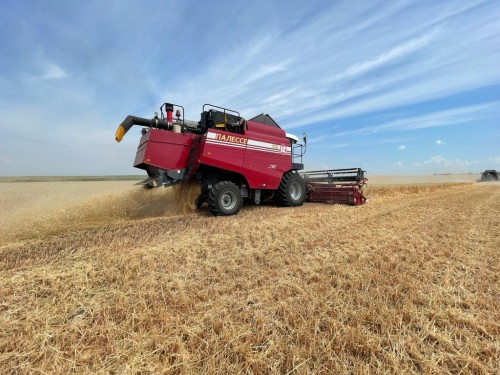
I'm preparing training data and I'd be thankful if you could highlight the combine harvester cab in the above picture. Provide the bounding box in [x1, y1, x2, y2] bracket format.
[302, 168, 367, 206]
[115, 101, 367, 215]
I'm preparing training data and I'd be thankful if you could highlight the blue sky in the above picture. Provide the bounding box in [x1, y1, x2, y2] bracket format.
[0, 0, 499, 176]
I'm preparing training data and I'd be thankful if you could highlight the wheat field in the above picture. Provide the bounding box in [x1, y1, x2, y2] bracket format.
[0, 179, 498, 374]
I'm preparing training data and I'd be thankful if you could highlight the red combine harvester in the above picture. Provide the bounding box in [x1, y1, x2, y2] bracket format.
[115, 102, 367, 215]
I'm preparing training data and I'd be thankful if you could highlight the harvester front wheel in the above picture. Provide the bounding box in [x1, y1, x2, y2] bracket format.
[208, 181, 242, 216]
[275, 171, 306, 207]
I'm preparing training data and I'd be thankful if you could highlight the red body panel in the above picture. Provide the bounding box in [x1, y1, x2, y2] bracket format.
[134, 129, 196, 171]
[199, 121, 292, 189]
[242, 121, 292, 189]
[198, 129, 246, 176]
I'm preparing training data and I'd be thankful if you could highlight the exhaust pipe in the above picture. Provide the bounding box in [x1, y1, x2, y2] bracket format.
[115, 115, 172, 142]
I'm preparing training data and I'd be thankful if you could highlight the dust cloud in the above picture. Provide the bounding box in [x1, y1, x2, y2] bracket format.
[67, 180, 201, 222]
[0, 181, 201, 243]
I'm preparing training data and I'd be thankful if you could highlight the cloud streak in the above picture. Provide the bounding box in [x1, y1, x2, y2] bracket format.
[41, 63, 68, 80]
[334, 102, 500, 136]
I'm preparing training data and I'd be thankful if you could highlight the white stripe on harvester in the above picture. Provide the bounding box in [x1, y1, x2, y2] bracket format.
[206, 131, 292, 155]
[206, 139, 246, 149]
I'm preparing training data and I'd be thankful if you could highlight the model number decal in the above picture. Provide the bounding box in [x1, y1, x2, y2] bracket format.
[271, 144, 287, 154]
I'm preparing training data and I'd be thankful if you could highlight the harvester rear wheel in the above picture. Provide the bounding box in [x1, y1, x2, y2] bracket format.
[275, 171, 306, 207]
[208, 181, 242, 216]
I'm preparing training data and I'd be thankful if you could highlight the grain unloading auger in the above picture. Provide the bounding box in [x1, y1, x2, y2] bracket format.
[115, 102, 367, 216]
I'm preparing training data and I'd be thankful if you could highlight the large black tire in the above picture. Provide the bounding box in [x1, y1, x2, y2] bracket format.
[275, 171, 306, 207]
[208, 181, 243, 216]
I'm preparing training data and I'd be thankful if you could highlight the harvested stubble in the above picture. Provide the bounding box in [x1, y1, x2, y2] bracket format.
[0, 182, 498, 374]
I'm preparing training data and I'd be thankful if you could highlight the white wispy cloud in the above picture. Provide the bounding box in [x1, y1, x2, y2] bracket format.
[408, 154, 500, 173]
[21, 62, 70, 82]
[421, 155, 481, 168]
[333, 102, 500, 136]
[41, 63, 68, 79]
[436, 139, 445, 145]
[306, 133, 335, 144]
[324, 27, 439, 85]
[398, 145, 406, 150]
